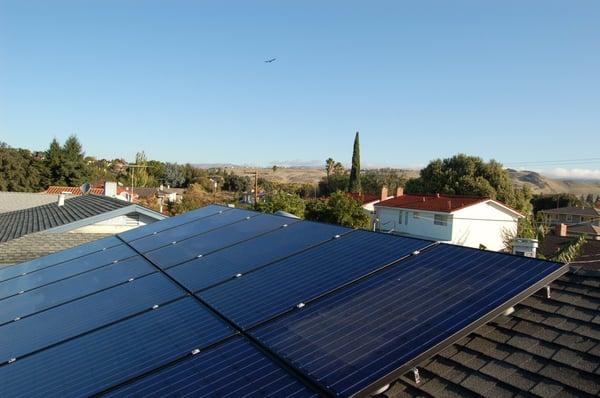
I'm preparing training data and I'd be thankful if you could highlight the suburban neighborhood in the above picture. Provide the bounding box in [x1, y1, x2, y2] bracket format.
[0, 2, 598, 398]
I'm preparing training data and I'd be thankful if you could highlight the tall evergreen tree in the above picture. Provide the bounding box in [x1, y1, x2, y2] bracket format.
[60, 135, 89, 186]
[348, 131, 361, 193]
[44, 138, 64, 186]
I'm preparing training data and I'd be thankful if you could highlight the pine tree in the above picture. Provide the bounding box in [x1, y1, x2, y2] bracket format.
[44, 138, 64, 186]
[61, 135, 89, 186]
[348, 131, 361, 193]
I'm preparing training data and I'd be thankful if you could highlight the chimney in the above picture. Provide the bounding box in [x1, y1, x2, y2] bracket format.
[104, 181, 117, 198]
[436, 193, 440, 198]
[57, 194, 65, 207]
[380, 186, 388, 202]
[396, 186, 404, 197]
[555, 223, 567, 237]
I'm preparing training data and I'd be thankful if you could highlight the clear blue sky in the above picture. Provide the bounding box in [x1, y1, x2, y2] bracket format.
[1, 1, 599, 176]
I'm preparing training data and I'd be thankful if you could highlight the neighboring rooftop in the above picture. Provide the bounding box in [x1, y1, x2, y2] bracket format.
[348, 191, 381, 205]
[388, 267, 600, 397]
[0, 232, 111, 264]
[0, 191, 57, 213]
[541, 206, 600, 217]
[0, 194, 134, 242]
[540, 235, 600, 269]
[377, 194, 496, 213]
[45, 185, 104, 195]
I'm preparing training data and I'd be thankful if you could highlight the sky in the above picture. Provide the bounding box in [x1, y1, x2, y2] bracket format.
[1, 1, 599, 177]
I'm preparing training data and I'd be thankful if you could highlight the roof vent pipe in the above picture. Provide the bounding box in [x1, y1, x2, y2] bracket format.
[371, 384, 390, 395]
[57, 194, 65, 207]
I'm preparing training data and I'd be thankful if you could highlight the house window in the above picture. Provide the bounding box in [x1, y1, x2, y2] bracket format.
[434, 214, 448, 226]
[405, 211, 408, 225]
[398, 211, 403, 224]
[566, 214, 573, 222]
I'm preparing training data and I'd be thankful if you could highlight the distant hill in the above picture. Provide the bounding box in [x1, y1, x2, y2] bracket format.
[195, 163, 600, 195]
[507, 169, 600, 195]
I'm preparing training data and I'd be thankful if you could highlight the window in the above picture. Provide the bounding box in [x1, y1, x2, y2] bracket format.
[566, 214, 573, 222]
[398, 211, 403, 224]
[413, 212, 419, 219]
[405, 211, 408, 225]
[434, 214, 448, 226]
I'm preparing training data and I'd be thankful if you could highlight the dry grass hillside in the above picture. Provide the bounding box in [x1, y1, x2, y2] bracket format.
[221, 166, 600, 196]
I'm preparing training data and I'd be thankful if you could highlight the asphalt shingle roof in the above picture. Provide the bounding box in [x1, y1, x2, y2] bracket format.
[0, 194, 132, 243]
[0, 232, 111, 264]
[541, 207, 600, 217]
[0, 192, 57, 213]
[387, 267, 600, 398]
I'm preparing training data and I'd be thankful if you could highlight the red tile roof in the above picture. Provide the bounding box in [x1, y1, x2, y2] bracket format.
[376, 194, 490, 213]
[348, 192, 381, 205]
[45, 186, 104, 195]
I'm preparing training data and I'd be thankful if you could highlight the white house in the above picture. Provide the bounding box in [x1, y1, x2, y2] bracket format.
[374, 190, 523, 251]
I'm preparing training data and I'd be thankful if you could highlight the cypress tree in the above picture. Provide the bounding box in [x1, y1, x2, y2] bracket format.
[348, 131, 361, 193]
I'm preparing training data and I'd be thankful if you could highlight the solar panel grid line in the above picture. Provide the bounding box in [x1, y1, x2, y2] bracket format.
[0, 273, 186, 365]
[350, 263, 569, 397]
[112, 234, 334, 398]
[0, 236, 122, 282]
[0, 249, 139, 301]
[0, 268, 157, 328]
[0, 298, 235, 398]
[144, 214, 302, 270]
[130, 209, 262, 254]
[190, 227, 357, 293]
[158, 217, 304, 272]
[119, 204, 232, 243]
[199, 232, 434, 330]
[125, 207, 233, 243]
[166, 222, 353, 294]
[101, 336, 318, 398]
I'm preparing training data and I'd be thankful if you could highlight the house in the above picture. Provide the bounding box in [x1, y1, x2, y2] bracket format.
[540, 206, 600, 227]
[0, 191, 57, 213]
[45, 181, 139, 202]
[0, 193, 166, 244]
[375, 189, 523, 251]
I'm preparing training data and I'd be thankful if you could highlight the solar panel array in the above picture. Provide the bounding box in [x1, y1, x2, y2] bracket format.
[0, 204, 568, 397]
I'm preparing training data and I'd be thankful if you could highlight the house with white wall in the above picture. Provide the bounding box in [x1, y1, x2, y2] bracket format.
[374, 190, 523, 251]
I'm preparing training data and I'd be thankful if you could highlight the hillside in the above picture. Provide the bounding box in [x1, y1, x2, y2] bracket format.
[507, 169, 600, 195]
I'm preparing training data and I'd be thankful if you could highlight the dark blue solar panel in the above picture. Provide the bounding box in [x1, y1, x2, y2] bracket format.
[167, 221, 350, 292]
[0, 273, 184, 363]
[0, 297, 234, 398]
[249, 244, 567, 397]
[119, 204, 231, 243]
[106, 336, 317, 398]
[126, 208, 258, 253]
[0, 236, 121, 282]
[0, 244, 136, 300]
[0, 256, 155, 325]
[145, 213, 297, 269]
[199, 231, 431, 329]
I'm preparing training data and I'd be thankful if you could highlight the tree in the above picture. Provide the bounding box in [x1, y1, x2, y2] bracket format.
[305, 191, 370, 229]
[272, 165, 278, 173]
[60, 135, 89, 186]
[348, 131, 361, 193]
[405, 154, 532, 214]
[44, 138, 64, 186]
[586, 193, 595, 205]
[325, 158, 335, 183]
[131, 151, 150, 187]
[361, 168, 407, 195]
[163, 163, 186, 187]
[255, 191, 305, 218]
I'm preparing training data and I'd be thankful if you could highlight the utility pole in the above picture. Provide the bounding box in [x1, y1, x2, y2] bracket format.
[243, 170, 260, 206]
[127, 164, 148, 203]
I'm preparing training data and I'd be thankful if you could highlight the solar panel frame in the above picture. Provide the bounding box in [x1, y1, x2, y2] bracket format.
[248, 244, 568, 397]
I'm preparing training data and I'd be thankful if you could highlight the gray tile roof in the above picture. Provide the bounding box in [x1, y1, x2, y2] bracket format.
[0, 194, 132, 243]
[0, 191, 57, 213]
[541, 207, 600, 217]
[0, 232, 111, 264]
[387, 267, 600, 398]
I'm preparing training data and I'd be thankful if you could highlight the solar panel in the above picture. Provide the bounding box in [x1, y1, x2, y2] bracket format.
[126, 207, 258, 253]
[144, 213, 297, 269]
[0, 236, 121, 282]
[0, 244, 136, 300]
[0, 273, 184, 364]
[199, 231, 432, 329]
[105, 336, 318, 398]
[118, 204, 232, 243]
[0, 205, 569, 397]
[0, 297, 234, 398]
[167, 221, 350, 292]
[248, 244, 567, 397]
[0, 256, 155, 325]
